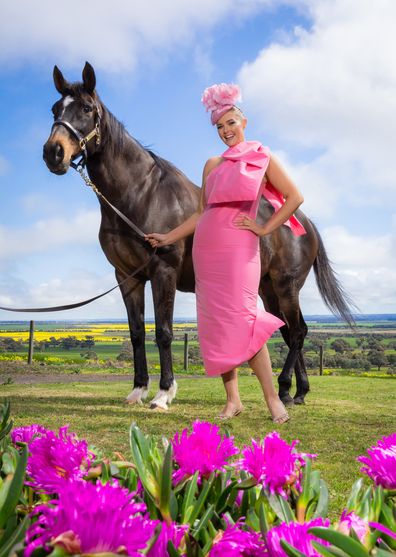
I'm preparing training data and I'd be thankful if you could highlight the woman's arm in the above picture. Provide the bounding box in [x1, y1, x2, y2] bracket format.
[145, 157, 219, 247]
[234, 155, 304, 236]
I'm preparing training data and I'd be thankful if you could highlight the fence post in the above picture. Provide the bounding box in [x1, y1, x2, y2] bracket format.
[319, 344, 323, 376]
[28, 320, 35, 365]
[183, 332, 189, 371]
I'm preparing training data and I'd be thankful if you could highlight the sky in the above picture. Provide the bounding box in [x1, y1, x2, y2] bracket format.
[0, 0, 395, 321]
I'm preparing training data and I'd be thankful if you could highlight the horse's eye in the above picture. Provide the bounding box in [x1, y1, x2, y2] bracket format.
[83, 105, 92, 113]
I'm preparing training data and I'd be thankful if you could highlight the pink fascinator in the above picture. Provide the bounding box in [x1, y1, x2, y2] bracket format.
[201, 83, 242, 125]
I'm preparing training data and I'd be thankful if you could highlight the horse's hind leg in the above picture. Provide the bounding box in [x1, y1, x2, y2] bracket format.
[294, 311, 309, 404]
[149, 267, 178, 410]
[118, 276, 150, 404]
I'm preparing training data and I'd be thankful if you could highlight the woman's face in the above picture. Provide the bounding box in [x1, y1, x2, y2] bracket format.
[216, 109, 247, 147]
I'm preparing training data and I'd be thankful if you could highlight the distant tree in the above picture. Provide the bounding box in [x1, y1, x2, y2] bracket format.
[81, 335, 95, 350]
[117, 340, 133, 362]
[367, 350, 388, 371]
[81, 350, 98, 361]
[188, 345, 203, 365]
[331, 339, 351, 354]
[59, 336, 80, 351]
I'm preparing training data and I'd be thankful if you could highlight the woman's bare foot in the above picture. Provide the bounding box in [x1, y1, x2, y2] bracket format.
[217, 401, 243, 420]
[267, 396, 290, 424]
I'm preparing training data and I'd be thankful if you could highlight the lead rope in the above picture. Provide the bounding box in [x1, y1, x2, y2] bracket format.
[0, 169, 157, 313]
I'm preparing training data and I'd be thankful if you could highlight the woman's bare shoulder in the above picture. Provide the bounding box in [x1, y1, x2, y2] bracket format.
[203, 156, 223, 177]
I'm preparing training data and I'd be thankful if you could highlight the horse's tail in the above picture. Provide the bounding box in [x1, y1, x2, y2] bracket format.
[311, 221, 358, 328]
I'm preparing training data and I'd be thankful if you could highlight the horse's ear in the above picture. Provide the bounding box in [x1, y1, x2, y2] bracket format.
[53, 66, 69, 95]
[82, 62, 96, 95]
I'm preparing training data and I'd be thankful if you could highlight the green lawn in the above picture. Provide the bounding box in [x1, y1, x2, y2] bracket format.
[3, 375, 395, 519]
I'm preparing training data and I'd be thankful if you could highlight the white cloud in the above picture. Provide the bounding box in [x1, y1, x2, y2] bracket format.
[300, 224, 396, 315]
[238, 0, 396, 211]
[0, 0, 267, 73]
[0, 210, 100, 259]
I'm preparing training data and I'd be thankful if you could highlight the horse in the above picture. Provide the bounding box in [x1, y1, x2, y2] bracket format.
[43, 62, 354, 408]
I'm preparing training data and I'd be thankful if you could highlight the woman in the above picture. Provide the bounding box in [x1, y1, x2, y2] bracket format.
[146, 83, 305, 424]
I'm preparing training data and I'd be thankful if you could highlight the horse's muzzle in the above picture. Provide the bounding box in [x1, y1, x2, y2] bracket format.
[43, 141, 70, 175]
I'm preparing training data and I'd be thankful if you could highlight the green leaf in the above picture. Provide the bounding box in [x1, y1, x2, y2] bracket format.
[237, 477, 258, 490]
[0, 515, 29, 557]
[280, 539, 310, 557]
[167, 540, 181, 557]
[181, 472, 199, 523]
[313, 480, 329, 519]
[159, 443, 173, 521]
[258, 501, 269, 536]
[188, 474, 215, 526]
[268, 493, 295, 523]
[309, 527, 370, 557]
[215, 480, 237, 514]
[246, 508, 260, 531]
[191, 504, 214, 537]
[0, 442, 27, 529]
[346, 479, 364, 510]
[311, 541, 350, 557]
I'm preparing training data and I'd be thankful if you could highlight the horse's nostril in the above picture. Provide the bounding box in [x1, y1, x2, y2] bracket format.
[54, 143, 64, 164]
[43, 142, 64, 166]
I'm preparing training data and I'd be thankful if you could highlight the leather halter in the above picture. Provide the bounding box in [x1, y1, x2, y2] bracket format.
[51, 100, 101, 169]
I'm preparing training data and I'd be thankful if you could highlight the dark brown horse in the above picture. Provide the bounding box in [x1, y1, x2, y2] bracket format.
[43, 62, 354, 408]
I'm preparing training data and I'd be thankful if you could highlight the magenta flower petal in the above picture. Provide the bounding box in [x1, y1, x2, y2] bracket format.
[265, 518, 330, 557]
[172, 421, 239, 483]
[338, 510, 370, 545]
[357, 433, 396, 489]
[369, 521, 396, 541]
[26, 425, 94, 493]
[239, 432, 313, 497]
[209, 522, 264, 556]
[25, 479, 154, 557]
[11, 424, 50, 445]
[147, 521, 188, 556]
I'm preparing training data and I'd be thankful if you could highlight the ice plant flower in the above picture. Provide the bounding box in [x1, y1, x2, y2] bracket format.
[239, 432, 312, 497]
[27, 425, 94, 493]
[11, 424, 50, 445]
[265, 518, 330, 557]
[25, 479, 155, 557]
[357, 433, 396, 489]
[209, 521, 264, 556]
[338, 510, 370, 545]
[147, 521, 188, 556]
[172, 421, 239, 483]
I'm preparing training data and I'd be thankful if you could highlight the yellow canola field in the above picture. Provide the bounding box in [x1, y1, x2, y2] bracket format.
[0, 322, 196, 343]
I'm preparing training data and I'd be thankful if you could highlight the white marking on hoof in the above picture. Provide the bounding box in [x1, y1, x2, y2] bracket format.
[125, 385, 149, 405]
[150, 390, 169, 411]
[167, 380, 177, 404]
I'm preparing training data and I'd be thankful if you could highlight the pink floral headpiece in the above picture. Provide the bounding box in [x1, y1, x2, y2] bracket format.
[201, 83, 242, 125]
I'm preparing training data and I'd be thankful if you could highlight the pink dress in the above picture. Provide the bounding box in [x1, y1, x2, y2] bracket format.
[192, 140, 306, 376]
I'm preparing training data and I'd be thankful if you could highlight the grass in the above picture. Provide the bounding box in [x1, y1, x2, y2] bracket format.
[3, 375, 395, 519]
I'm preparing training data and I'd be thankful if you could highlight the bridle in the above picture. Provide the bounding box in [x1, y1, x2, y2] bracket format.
[51, 98, 102, 170]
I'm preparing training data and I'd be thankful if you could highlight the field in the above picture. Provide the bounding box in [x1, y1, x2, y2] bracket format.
[0, 316, 395, 377]
[2, 375, 395, 519]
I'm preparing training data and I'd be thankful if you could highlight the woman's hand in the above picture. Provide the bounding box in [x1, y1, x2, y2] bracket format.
[145, 232, 172, 248]
[233, 214, 267, 236]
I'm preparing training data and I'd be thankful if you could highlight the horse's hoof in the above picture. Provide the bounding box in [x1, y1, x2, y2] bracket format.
[125, 386, 149, 405]
[280, 394, 294, 407]
[150, 402, 169, 411]
[150, 390, 170, 410]
[293, 396, 306, 405]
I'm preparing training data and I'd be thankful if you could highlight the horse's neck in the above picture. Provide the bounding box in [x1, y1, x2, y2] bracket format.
[86, 110, 154, 198]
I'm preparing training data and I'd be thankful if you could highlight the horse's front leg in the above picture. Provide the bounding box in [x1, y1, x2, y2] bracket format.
[117, 274, 150, 404]
[149, 266, 177, 410]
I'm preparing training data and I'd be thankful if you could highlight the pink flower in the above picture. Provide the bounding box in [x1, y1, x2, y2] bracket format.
[239, 432, 312, 497]
[201, 83, 241, 112]
[11, 424, 50, 445]
[208, 522, 264, 556]
[25, 479, 155, 557]
[27, 425, 94, 493]
[171, 421, 239, 484]
[265, 518, 330, 557]
[357, 433, 396, 489]
[338, 510, 370, 545]
[147, 521, 187, 556]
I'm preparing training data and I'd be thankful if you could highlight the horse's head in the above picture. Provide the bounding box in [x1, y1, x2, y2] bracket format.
[43, 62, 102, 175]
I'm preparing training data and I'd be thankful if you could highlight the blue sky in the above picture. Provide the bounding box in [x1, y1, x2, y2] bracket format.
[0, 0, 395, 321]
